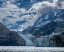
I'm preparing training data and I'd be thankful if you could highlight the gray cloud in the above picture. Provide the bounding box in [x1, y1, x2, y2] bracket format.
[56, 0, 64, 9]
[0, 0, 64, 31]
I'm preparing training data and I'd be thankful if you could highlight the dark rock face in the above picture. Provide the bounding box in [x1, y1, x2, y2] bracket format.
[33, 21, 58, 37]
[50, 32, 64, 47]
[32, 21, 64, 37]
[0, 22, 25, 46]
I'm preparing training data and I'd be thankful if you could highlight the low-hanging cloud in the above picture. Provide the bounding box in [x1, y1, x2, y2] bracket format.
[0, 0, 64, 31]
[56, 0, 64, 9]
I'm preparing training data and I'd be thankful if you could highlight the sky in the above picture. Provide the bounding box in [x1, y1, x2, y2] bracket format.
[0, 0, 64, 31]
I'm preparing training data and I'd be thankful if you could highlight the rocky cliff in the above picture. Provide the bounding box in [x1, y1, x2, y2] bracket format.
[0, 22, 25, 46]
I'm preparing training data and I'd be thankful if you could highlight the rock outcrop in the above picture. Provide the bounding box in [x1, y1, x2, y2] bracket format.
[0, 22, 25, 46]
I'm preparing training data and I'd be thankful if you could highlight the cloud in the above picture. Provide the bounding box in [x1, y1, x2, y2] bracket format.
[0, 0, 64, 31]
[0, 0, 36, 31]
[55, 0, 64, 9]
[17, 1, 55, 31]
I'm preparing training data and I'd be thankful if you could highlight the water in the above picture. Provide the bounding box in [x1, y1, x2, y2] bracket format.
[0, 46, 64, 52]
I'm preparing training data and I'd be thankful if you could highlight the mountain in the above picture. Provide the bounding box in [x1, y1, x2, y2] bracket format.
[22, 9, 64, 37]
[50, 32, 64, 47]
[0, 0, 64, 47]
[0, 22, 25, 46]
[20, 9, 64, 47]
[34, 31, 64, 47]
[32, 21, 64, 37]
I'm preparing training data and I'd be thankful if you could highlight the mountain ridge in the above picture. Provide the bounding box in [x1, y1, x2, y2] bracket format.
[0, 22, 25, 46]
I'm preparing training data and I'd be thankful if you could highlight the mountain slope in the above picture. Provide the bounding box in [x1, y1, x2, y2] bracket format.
[22, 9, 64, 37]
[50, 32, 64, 47]
[0, 22, 25, 46]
